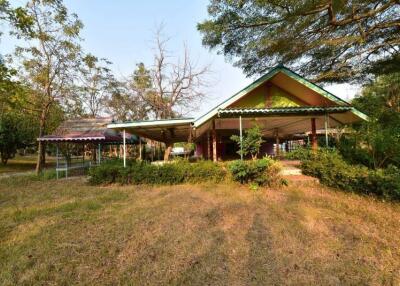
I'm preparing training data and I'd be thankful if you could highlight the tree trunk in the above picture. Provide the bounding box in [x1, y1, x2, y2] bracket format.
[1, 156, 8, 165]
[164, 142, 173, 161]
[36, 107, 49, 174]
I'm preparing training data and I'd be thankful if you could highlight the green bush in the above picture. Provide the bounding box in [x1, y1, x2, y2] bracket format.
[284, 147, 313, 161]
[88, 159, 125, 185]
[88, 159, 226, 185]
[300, 150, 400, 201]
[228, 157, 283, 187]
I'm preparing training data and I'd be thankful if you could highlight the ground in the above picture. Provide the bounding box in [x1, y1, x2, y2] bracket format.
[0, 155, 55, 175]
[0, 177, 399, 285]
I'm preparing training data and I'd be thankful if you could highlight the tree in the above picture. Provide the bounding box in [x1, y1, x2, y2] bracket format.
[340, 73, 400, 168]
[1, 1, 31, 111]
[77, 54, 116, 117]
[231, 124, 264, 160]
[106, 64, 150, 121]
[0, 113, 20, 164]
[198, 0, 400, 83]
[134, 27, 210, 119]
[0, 0, 32, 36]
[12, 0, 82, 173]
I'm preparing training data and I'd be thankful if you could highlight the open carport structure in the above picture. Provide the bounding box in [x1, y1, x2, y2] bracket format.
[38, 117, 140, 177]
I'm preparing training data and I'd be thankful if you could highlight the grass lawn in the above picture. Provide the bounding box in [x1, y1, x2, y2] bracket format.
[0, 177, 399, 285]
[0, 155, 56, 175]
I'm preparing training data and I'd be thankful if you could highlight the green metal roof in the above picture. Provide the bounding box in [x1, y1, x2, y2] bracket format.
[194, 65, 367, 127]
[217, 106, 353, 117]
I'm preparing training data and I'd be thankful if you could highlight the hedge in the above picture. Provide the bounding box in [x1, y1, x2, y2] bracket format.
[300, 150, 400, 201]
[88, 159, 227, 185]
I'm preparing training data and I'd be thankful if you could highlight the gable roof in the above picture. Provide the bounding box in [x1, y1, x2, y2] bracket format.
[193, 65, 366, 127]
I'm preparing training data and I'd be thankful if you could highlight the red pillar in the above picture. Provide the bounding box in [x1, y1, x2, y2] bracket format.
[311, 118, 317, 151]
[212, 120, 217, 162]
[207, 131, 211, 160]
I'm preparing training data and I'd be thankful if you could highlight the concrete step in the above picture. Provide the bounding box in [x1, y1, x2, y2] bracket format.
[280, 168, 302, 176]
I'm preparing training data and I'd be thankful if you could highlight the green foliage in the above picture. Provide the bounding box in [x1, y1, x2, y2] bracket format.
[284, 147, 313, 161]
[342, 73, 400, 168]
[230, 124, 264, 160]
[0, 114, 20, 164]
[198, 0, 400, 82]
[88, 159, 226, 185]
[12, 0, 83, 173]
[300, 150, 400, 201]
[0, 0, 32, 35]
[228, 157, 283, 187]
[77, 54, 117, 117]
[0, 111, 39, 164]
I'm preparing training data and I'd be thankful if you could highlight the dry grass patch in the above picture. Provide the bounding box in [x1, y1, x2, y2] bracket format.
[0, 177, 399, 285]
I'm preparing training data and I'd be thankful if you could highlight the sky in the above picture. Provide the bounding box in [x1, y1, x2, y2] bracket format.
[1, 0, 360, 117]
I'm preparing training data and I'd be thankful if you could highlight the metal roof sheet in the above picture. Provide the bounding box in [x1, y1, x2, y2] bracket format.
[217, 106, 353, 117]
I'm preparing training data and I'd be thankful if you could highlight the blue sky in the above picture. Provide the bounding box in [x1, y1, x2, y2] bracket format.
[2, 0, 359, 117]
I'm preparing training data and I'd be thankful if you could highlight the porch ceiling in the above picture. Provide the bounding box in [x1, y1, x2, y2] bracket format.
[213, 116, 339, 138]
[107, 118, 193, 143]
[212, 106, 364, 138]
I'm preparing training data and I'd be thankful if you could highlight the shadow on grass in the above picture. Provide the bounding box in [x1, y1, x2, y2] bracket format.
[245, 212, 282, 285]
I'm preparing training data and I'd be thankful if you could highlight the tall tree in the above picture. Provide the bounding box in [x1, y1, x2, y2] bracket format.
[106, 67, 150, 121]
[131, 27, 210, 120]
[198, 0, 400, 82]
[12, 0, 82, 173]
[151, 29, 210, 118]
[77, 54, 116, 117]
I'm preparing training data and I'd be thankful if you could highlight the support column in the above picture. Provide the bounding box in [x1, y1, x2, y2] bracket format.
[324, 113, 329, 148]
[274, 128, 280, 157]
[164, 142, 173, 161]
[239, 116, 243, 160]
[139, 139, 142, 160]
[311, 118, 317, 151]
[123, 129, 126, 168]
[98, 143, 101, 165]
[56, 144, 59, 179]
[212, 120, 217, 162]
[207, 131, 211, 160]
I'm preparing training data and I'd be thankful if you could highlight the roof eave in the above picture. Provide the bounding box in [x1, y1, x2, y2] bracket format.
[107, 118, 194, 129]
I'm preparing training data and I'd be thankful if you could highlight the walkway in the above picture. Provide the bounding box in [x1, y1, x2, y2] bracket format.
[279, 160, 319, 183]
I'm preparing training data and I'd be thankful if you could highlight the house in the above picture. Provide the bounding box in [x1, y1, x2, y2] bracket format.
[107, 66, 367, 164]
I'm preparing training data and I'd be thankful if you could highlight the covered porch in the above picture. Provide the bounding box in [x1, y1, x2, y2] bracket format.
[107, 105, 364, 163]
[194, 106, 363, 161]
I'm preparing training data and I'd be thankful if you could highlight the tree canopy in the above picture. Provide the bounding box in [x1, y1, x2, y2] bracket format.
[198, 0, 400, 83]
[339, 73, 400, 168]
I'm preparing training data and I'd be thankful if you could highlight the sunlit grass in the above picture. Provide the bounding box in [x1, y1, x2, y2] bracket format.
[0, 155, 56, 174]
[0, 177, 399, 285]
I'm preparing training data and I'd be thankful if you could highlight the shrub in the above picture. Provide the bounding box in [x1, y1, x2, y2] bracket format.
[284, 147, 313, 161]
[300, 150, 400, 201]
[228, 157, 283, 187]
[88, 159, 125, 185]
[88, 159, 226, 185]
[230, 124, 264, 160]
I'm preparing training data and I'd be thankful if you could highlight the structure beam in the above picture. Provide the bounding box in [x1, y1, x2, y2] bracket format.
[123, 129, 126, 168]
[311, 118, 317, 151]
[324, 113, 329, 147]
[212, 120, 217, 162]
[275, 128, 280, 157]
[239, 116, 243, 160]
